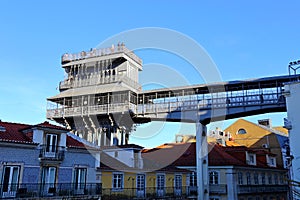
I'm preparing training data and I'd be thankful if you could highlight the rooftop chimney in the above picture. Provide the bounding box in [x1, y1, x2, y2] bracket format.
[258, 119, 272, 128]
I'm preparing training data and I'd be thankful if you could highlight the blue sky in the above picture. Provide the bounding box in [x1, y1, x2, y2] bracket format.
[1, 1, 299, 147]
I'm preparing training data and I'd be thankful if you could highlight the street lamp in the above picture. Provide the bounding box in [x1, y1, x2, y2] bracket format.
[288, 60, 300, 76]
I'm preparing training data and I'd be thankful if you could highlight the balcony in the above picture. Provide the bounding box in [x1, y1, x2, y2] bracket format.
[237, 185, 288, 194]
[47, 103, 137, 119]
[209, 184, 227, 194]
[39, 145, 65, 161]
[59, 75, 141, 91]
[61, 45, 142, 66]
[0, 183, 101, 199]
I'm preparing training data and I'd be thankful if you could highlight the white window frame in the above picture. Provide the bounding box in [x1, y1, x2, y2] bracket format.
[74, 168, 87, 190]
[189, 172, 197, 187]
[112, 172, 124, 191]
[209, 171, 219, 185]
[1, 165, 20, 198]
[45, 134, 58, 158]
[156, 173, 165, 197]
[174, 174, 182, 196]
[136, 174, 145, 197]
[41, 166, 56, 195]
[246, 152, 256, 166]
[266, 155, 276, 167]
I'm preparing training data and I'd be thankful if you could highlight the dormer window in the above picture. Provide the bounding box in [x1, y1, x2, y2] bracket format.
[39, 133, 64, 161]
[246, 152, 256, 165]
[267, 155, 277, 167]
[46, 134, 58, 157]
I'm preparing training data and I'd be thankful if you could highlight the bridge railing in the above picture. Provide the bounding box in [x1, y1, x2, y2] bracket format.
[47, 103, 135, 119]
[136, 91, 284, 115]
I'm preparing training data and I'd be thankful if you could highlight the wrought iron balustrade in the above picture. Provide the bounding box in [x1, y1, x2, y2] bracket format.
[38, 145, 65, 161]
[0, 183, 101, 199]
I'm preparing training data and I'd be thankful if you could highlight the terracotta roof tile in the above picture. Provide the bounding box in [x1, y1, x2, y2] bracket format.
[66, 136, 85, 148]
[34, 121, 68, 131]
[144, 142, 282, 169]
[0, 121, 33, 143]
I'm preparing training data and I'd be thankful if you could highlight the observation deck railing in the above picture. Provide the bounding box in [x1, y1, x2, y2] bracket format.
[59, 75, 141, 91]
[61, 45, 142, 66]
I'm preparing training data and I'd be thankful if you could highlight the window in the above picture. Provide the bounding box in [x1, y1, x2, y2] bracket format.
[174, 175, 182, 190]
[2, 166, 20, 197]
[274, 174, 278, 185]
[189, 172, 197, 187]
[268, 174, 273, 184]
[267, 155, 276, 167]
[210, 198, 220, 200]
[41, 167, 56, 194]
[45, 134, 58, 157]
[74, 168, 87, 190]
[261, 173, 266, 185]
[254, 173, 259, 185]
[174, 174, 182, 196]
[136, 174, 145, 191]
[238, 172, 243, 185]
[280, 174, 285, 184]
[136, 174, 145, 198]
[209, 171, 219, 185]
[112, 173, 123, 190]
[156, 174, 165, 197]
[246, 172, 251, 185]
[237, 128, 247, 134]
[246, 152, 256, 165]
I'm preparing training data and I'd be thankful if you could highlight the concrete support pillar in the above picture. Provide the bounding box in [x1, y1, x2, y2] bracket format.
[226, 168, 238, 200]
[196, 121, 209, 200]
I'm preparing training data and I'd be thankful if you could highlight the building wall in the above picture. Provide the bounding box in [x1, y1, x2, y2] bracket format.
[0, 144, 98, 185]
[224, 119, 287, 168]
[102, 171, 187, 188]
[60, 149, 98, 183]
[0, 145, 40, 184]
[284, 82, 300, 199]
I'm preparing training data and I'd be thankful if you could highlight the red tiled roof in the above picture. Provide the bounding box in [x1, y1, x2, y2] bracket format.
[33, 121, 69, 131]
[0, 121, 33, 144]
[0, 121, 84, 148]
[144, 142, 282, 169]
[66, 136, 85, 148]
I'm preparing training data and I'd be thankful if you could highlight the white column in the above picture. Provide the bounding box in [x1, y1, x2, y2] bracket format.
[196, 121, 209, 200]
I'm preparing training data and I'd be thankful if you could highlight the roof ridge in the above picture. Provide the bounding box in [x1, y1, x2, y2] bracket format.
[0, 121, 31, 126]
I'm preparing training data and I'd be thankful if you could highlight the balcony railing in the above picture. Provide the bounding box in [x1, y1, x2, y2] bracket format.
[209, 184, 227, 194]
[59, 75, 141, 91]
[237, 184, 289, 194]
[61, 45, 142, 66]
[47, 103, 136, 119]
[39, 145, 65, 161]
[101, 186, 189, 200]
[0, 183, 101, 199]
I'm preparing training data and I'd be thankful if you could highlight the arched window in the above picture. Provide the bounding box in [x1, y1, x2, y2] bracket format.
[237, 128, 247, 134]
